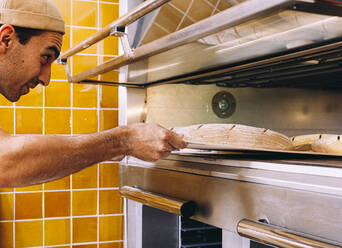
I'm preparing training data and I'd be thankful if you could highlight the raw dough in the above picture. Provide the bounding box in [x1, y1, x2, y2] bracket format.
[172, 124, 293, 151]
[291, 134, 337, 151]
[312, 135, 342, 154]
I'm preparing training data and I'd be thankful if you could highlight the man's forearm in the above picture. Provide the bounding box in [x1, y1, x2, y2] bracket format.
[0, 126, 130, 187]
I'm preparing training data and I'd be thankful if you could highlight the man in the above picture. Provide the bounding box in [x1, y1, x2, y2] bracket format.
[0, 0, 186, 187]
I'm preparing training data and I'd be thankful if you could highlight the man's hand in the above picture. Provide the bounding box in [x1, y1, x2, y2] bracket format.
[124, 123, 187, 162]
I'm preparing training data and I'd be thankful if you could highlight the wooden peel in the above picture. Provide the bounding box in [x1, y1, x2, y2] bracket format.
[173, 124, 293, 151]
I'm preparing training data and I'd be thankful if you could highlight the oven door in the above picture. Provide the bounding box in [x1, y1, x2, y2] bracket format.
[120, 156, 342, 248]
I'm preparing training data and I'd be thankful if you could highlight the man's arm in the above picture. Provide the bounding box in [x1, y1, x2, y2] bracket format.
[0, 123, 186, 188]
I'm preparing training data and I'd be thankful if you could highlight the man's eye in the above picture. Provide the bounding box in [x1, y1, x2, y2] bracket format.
[42, 55, 51, 63]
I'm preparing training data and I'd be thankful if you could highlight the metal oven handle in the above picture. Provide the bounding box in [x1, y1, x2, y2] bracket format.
[237, 219, 342, 248]
[119, 186, 197, 218]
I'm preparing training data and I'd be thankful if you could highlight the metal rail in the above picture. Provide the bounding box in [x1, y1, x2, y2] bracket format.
[60, 0, 172, 60]
[237, 219, 342, 248]
[68, 0, 295, 83]
[119, 186, 197, 218]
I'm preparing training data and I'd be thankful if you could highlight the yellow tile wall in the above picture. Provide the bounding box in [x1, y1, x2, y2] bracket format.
[0, 0, 123, 247]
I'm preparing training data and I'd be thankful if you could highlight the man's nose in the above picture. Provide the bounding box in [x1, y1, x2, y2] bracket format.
[38, 66, 51, 86]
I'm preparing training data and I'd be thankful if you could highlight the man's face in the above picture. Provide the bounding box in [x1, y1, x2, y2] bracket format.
[0, 27, 63, 102]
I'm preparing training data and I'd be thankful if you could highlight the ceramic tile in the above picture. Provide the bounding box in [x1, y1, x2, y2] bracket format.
[142, 23, 169, 44]
[100, 242, 123, 248]
[44, 176, 70, 190]
[16, 108, 43, 134]
[16, 85, 43, 106]
[99, 163, 119, 188]
[99, 215, 123, 241]
[99, 110, 118, 131]
[45, 82, 71, 107]
[52, 0, 71, 25]
[100, 0, 119, 3]
[188, 0, 215, 22]
[0, 194, 13, 221]
[217, 0, 232, 11]
[99, 3, 119, 27]
[72, 0, 97, 27]
[155, 4, 183, 33]
[51, 63, 68, 81]
[207, 0, 219, 6]
[99, 190, 122, 214]
[73, 217, 97, 243]
[45, 109, 71, 134]
[73, 84, 98, 108]
[73, 109, 97, 134]
[15, 193, 42, 220]
[0, 108, 13, 134]
[0, 94, 12, 106]
[0, 187, 13, 193]
[179, 16, 195, 30]
[72, 165, 97, 189]
[100, 85, 118, 108]
[72, 190, 97, 216]
[0, 222, 13, 247]
[17, 184, 42, 192]
[15, 221, 42, 247]
[73, 245, 97, 248]
[72, 55, 98, 81]
[45, 219, 70, 245]
[100, 69, 119, 82]
[45, 191, 71, 218]
[51, 28, 70, 80]
[73, 28, 97, 54]
[62, 27, 71, 52]
[171, 0, 191, 13]
[99, 36, 119, 55]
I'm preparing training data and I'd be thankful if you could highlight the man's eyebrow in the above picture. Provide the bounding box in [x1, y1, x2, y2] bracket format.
[46, 46, 60, 60]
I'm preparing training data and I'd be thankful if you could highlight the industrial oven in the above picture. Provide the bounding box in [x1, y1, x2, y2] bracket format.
[59, 0, 342, 247]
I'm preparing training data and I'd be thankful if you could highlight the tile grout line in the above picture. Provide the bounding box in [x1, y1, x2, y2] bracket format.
[0, 187, 120, 195]
[212, 0, 222, 16]
[175, 0, 194, 32]
[13, 100, 16, 248]
[2, 106, 119, 110]
[70, 0, 74, 246]
[153, 22, 171, 34]
[42, 81, 46, 247]
[97, 0, 101, 246]
[0, 213, 124, 223]
[75, 0, 118, 5]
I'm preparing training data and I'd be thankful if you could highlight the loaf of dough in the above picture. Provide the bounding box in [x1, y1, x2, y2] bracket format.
[312, 135, 342, 154]
[172, 124, 293, 151]
[291, 134, 337, 151]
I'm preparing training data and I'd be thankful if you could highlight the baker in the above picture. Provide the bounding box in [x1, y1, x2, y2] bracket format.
[0, 0, 186, 187]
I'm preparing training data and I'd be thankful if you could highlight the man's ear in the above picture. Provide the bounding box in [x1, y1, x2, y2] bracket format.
[0, 24, 16, 54]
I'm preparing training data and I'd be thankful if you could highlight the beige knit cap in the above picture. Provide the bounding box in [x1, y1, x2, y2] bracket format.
[0, 0, 65, 34]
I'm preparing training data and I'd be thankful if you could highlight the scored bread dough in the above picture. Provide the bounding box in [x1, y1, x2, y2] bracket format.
[172, 124, 293, 151]
[312, 135, 342, 154]
[291, 134, 337, 151]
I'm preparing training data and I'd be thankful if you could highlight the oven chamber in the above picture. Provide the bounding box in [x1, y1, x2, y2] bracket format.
[116, 1, 342, 247]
